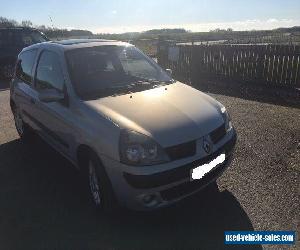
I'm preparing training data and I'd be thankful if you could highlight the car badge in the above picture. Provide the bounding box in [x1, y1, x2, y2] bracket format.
[203, 139, 212, 154]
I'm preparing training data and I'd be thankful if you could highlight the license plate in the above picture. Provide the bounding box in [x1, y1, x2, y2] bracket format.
[191, 153, 226, 180]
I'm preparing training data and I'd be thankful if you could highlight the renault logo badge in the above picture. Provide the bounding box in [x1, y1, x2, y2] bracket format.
[203, 139, 212, 154]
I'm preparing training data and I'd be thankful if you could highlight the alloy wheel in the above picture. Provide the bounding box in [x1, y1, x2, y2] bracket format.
[88, 160, 101, 206]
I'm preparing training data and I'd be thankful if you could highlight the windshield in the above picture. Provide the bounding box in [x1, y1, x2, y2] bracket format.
[66, 45, 173, 100]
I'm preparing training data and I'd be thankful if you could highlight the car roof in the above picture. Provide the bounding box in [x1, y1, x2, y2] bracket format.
[22, 39, 133, 53]
[53, 39, 117, 45]
[0, 27, 41, 32]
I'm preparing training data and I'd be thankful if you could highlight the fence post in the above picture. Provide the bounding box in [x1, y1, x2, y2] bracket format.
[255, 45, 266, 84]
[190, 44, 197, 87]
[157, 35, 163, 66]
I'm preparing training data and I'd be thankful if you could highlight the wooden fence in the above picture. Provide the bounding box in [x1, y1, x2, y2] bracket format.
[157, 43, 300, 89]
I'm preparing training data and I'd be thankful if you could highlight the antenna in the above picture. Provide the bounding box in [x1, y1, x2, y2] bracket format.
[49, 16, 54, 29]
[49, 15, 59, 40]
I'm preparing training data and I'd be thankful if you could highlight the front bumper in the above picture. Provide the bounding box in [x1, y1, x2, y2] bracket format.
[101, 128, 237, 211]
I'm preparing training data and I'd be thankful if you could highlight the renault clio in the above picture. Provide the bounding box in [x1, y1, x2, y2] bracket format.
[10, 39, 237, 211]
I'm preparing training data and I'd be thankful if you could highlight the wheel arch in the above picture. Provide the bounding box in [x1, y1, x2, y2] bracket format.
[76, 144, 106, 169]
[76, 143, 118, 210]
[77, 144, 93, 170]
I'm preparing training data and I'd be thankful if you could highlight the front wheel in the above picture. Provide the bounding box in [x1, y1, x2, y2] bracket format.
[87, 152, 118, 212]
[12, 106, 34, 141]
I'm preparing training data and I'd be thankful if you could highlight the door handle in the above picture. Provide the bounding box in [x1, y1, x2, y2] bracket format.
[30, 98, 36, 104]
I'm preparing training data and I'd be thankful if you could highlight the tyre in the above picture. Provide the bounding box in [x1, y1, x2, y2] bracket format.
[12, 106, 34, 141]
[86, 151, 118, 213]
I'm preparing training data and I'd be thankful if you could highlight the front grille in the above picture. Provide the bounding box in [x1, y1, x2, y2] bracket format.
[123, 131, 237, 189]
[209, 123, 226, 144]
[165, 140, 196, 161]
[160, 160, 227, 201]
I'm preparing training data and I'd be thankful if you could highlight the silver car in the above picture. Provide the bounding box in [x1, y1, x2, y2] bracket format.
[10, 39, 237, 211]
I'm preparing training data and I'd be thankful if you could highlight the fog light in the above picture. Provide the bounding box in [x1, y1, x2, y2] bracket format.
[143, 194, 155, 204]
[140, 193, 160, 207]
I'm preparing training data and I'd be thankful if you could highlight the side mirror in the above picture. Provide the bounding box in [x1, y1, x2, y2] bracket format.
[165, 68, 172, 76]
[39, 89, 64, 103]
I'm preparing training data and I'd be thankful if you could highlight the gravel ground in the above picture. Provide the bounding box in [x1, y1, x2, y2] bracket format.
[0, 81, 299, 250]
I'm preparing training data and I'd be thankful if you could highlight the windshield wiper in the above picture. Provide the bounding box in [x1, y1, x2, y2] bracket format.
[133, 78, 174, 88]
[82, 85, 132, 99]
[83, 80, 173, 100]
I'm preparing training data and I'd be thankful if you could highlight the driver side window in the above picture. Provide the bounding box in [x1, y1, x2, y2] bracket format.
[119, 48, 158, 79]
[36, 51, 64, 92]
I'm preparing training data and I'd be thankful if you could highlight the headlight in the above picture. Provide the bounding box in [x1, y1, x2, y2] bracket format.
[220, 106, 232, 131]
[119, 130, 170, 166]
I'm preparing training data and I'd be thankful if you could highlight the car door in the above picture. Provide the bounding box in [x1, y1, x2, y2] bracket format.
[33, 50, 74, 158]
[13, 49, 40, 131]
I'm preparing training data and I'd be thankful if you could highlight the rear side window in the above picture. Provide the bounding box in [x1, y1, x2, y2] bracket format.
[0, 30, 48, 47]
[16, 50, 37, 84]
[36, 51, 64, 91]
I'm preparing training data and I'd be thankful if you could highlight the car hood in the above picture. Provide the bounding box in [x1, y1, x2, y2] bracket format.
[85, 82, 224, 147]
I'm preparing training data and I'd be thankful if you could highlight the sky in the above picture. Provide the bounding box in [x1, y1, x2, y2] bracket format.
[1, 0, 300, 33]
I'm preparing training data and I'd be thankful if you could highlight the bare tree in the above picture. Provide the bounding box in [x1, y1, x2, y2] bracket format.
[0, 16, 18, 27]
[21, 20, 33, 27]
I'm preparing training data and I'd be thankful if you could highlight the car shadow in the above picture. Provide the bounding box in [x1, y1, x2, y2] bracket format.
[0, 137, 262, 250]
